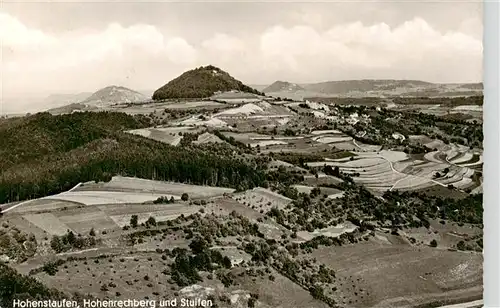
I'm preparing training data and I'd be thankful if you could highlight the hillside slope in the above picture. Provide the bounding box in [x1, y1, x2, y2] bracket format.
[81, 86, 146, 107]
[263, 79, 483, 98]
[0, 112, 266, 204]
[263, 81, 305, 93]
[152, 65, 263, 100]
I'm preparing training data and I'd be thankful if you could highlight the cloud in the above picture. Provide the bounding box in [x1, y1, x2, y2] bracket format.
[1, 12, 198, 96]
[1, 12, 482, 103]
[194, 18, 482, 84]
[256, 18, 482, 76]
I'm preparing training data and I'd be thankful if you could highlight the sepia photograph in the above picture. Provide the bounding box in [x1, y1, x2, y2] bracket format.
[0, 1, 489, 308]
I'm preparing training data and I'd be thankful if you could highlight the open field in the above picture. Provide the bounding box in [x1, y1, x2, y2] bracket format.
[27, 250, 329, 308]
[5, 201, 202, 237]
[106, 100, 227, 114]
[126, 126, 205, 145]
[308, 237, 483, 308]
[233, 187, 292, 212]
[7, 199, 83, 214]
[77, 176, 235, 199]
[296, 222, 357, 241]
[23, 213, 73, 236]
[45, 191, 171, 206]
[193, 132, 224, 144]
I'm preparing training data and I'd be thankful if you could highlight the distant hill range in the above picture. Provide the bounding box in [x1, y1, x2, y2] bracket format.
[152, 65, 264, 100]
[262, 80, 483, 99]
[81, 86, 146, 107]
[262, 81, 305, 93]
[43, 92, 94, 107]
[47, 86, 146, 115]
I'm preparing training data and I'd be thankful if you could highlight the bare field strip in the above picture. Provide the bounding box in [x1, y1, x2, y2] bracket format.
[304, 148, 476, 191]
[81, 176, 235, 199]
[56, 209, 109, 224]
[292, 185, 315, 194]
[293, 185, 341, 196]
[109, 207, 201, 227]
[65, 217, 120, 235]
[180, 116, 228, 127]
[456, 154, 480, 166]
[372, 287, 483, 308]
[23, 213, 72, 236]
[450, 152, 471, 164]
[97, 203, 194, 216]
[193, 132, 224, 144]
[127, 126, 207, 146]
[391, 176, 434, 191]
[314, 136, 354, 144]
[45, 191, 169, 206]
[250, 140, 288, 147]
[8, 199, 83, 214]
[310, 129, 344, 135]
[296, 223, 357, 241]
[161, 101, 226, 109]
[405, 162, 449, 178]
[470, 184, 482, 194]
[303, 175, 343, 186]
[352, 140, 383, 152]
[306, 158, 386, 168]
[234, 187, 292, 211]
[358, 150, 409, 162]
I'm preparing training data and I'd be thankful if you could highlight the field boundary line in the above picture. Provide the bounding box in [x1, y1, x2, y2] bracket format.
[2, 182, 82, 213]
[68, 182, 83, 192]
[2, 199, 36, 213]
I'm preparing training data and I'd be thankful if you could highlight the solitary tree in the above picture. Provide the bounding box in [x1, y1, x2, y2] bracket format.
[146, 216, 157, 227]
[430, 239, 438, 247]
[130, 215, 139, 228]
[50, 236, 64, 253]
[181, 193, 189, 201]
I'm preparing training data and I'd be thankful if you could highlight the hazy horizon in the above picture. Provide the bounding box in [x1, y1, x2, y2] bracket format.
[1, 1, 483, 112]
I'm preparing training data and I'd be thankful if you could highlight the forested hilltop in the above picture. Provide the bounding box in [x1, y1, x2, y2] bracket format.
[0, 112, 266, 204]
[152, 65, 264, 100]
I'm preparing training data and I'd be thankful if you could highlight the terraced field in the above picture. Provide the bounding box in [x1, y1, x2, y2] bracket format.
[126, 126, 205, 145]
[233, 187, 292, 212]
[306, 147, 480, 192]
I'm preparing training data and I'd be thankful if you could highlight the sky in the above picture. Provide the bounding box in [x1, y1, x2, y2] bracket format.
[1, 0, 483, 103]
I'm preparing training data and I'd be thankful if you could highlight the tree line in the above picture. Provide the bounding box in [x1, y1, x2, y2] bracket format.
[0, 112, 267, 203]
